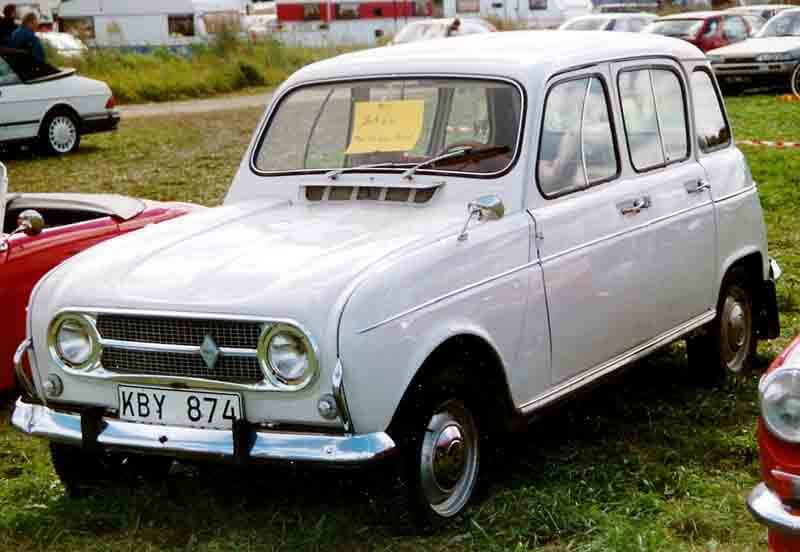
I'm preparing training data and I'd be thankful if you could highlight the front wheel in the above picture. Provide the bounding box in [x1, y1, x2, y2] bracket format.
[687, 268, 756, 384]
[40, 110, 81, 155]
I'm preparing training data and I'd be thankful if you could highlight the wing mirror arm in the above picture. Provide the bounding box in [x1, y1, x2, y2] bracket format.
[457, 195, 504, 242]
[0, 209, 46, 252]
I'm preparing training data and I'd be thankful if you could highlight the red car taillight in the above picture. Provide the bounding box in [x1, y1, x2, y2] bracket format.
[105, 96, 116, 110]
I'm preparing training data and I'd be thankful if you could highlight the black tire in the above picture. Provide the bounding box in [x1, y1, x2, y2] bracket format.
[390, 368, 484, 530]
[687, 267, 757, 385]
[792, 64, 800, 99]
[50, 442, 172, 497]
[39, 109, 81, 156]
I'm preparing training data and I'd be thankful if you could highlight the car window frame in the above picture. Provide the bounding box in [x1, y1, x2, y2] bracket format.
[249, 74, 528, 180]
[0, 55, 21, 87]
[616, 64, 691, 174]
[535, 72, 621, 201]
[690, 66, 732, 155]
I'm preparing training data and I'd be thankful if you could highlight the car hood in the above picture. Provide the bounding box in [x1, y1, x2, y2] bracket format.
[708, 37, 800, 56]
[34, 197, 463, 326]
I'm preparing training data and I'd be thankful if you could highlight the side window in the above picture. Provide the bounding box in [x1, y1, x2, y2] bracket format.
[723, 16, 747, 41]
[619, 68, 688, 172]
[446, 87, 490, 147]
[538, 76, 618, 198]
[703, 18, 718, 36]
[690, 70, 731, 152]
[0, 57, 20, 86]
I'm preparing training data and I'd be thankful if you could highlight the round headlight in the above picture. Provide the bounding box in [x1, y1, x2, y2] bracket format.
[761, 368, 800, 443]
[49, 314, 100, 369]
[258, 324, 317, 389]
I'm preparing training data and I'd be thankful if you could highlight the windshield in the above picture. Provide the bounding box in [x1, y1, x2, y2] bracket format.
[647, 19, 704, 37]
[394, 23, 448, 43]
[563, 17, 610, 30]
[758, 11, 800, 37]
[255, 78, 523, 176]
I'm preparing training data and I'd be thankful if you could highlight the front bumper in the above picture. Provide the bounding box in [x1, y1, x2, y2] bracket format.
[81, 111, 121, 135]
[712, 61, 796, 79]
[11, 399, 396, 466]
[748, 483, 800, 535]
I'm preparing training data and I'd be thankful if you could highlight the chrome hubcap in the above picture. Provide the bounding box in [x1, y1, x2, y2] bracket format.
[720, 289, 751, 373]
[49, 116, 77, 153]
[419, 401, 479, 518]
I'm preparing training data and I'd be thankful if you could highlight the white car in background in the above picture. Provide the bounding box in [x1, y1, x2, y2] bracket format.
[37, 32, 89, 59]
[0, 47, 118, 155]
[559, 12, 655, 31]
[392, 18, 495, 44]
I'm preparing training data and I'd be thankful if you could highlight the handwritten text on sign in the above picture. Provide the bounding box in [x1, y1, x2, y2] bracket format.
[345, 100, 425, 155]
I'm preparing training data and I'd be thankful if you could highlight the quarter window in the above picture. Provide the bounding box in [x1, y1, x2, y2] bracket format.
[538, 76, 618, 197]
[618, 68, 689, 172]
[0, 57, 20, 86]
[691, 70, 731, 152]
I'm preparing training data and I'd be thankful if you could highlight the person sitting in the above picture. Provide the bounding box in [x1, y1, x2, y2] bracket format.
[9, 12, 44, 62]
[0, 4, 18, 46]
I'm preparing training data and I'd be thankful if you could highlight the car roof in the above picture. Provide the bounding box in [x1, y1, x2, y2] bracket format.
[287, 30, 705, 87]
[657, 11, 725, 20]
[571, 12, 652, 19]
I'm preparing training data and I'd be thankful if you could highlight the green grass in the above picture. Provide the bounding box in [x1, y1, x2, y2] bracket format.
[1, 96, 799, 551]
[726, 94, 800, 142]
[49, 38, 353, 104]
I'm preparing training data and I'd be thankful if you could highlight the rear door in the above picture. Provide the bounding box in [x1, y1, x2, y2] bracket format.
[611, 59, 716, 338]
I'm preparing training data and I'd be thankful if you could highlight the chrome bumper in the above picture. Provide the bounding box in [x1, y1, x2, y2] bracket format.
[11, 399, 397, 465]
[747, 483, 800, 535]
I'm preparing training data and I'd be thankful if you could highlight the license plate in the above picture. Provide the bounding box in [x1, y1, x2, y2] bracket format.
[118, 385, 242, 430]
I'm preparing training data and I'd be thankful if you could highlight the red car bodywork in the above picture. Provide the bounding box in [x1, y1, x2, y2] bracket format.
[649, 13, 751, 53]
[755, 335, 800, 551]
[0, 200, 196, 392]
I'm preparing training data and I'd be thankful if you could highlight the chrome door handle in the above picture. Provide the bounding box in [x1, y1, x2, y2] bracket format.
[619, 196, 651, 216]
[686, 179, 711, 194]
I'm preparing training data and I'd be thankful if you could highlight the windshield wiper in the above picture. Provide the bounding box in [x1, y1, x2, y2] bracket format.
[326, 162, 407, 181]
[400, 147, 474, 181]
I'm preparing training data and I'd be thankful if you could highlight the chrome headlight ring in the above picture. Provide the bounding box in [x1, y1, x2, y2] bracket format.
[761, 367, 800, 443]
[47, 313, 102, 371]
[257, 323, 319, 391]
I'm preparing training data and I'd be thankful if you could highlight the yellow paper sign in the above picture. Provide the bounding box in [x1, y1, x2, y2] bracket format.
[345, 100, 425, 155]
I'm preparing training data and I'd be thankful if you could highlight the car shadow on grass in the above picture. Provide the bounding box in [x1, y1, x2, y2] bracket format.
[0, 144, 103, 164]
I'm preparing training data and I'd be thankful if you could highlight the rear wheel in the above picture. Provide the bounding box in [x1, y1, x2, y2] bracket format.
[687, 267, 756, 384]
[50, 443, 172, 497]
[40, 110, 81, 155]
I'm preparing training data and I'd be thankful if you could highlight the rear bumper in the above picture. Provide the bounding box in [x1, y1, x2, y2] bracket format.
[11, 399, 397, 466]
[81, 111, 120, 135]
[748, 483, 800, 536]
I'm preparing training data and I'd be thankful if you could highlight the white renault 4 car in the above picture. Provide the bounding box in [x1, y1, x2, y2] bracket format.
[12, 31, 780, 526]
[0, 47, 118, 155]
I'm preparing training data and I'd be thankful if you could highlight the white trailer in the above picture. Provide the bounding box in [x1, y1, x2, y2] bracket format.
[57, 0, 250, 47]
[442, 0, 592, 29]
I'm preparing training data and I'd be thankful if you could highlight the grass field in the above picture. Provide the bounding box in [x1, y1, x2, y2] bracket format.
[1, 94, 798, 551]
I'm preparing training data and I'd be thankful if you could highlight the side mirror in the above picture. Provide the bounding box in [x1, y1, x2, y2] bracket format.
[458, 195, 504, 242]
[16, 209, 45, 236]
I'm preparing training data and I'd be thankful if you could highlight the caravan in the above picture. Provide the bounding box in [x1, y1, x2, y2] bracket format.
[443, 0, 592, 28]
[56, 0, 250, 47]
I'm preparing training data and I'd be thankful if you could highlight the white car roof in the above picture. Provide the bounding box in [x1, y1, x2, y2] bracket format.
[287, 30, 705, 87]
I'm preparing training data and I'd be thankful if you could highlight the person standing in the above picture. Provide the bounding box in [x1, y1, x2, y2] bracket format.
[9, 12, 44, 62]
[0, 4, 18, 46]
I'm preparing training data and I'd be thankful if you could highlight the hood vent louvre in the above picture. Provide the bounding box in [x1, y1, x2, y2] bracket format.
[305, 185, 437, 204]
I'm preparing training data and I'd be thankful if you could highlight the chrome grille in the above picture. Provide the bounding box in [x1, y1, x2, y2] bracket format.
[95, 314, 266, 384]
[101, 348, 263, 384]
[96, 314, 263, 349]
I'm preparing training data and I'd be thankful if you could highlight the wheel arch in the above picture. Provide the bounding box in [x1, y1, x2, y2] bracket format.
[718, 249, 764, 294]
[38, 103, 82, 136]
[387, 331, 517, 439]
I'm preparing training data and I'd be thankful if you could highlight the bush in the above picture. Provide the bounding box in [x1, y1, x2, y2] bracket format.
[59, 38, 357, 104]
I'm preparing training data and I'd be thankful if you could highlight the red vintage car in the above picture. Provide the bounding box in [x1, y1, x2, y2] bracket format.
[748, 334, 800, 550]
[0, 162, 200, 391]
[645, 12, 751, 53]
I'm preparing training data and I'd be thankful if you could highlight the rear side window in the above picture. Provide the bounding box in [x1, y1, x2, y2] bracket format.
[691, 70, 731, 152]
[618, 68, 689, 172]
[538, 76, 618, 198]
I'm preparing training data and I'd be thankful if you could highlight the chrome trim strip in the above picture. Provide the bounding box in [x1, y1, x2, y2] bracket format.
[519, 310, 716, 415]
[332, 360, 354, 433]
[14, 338, 36, 399]
[357, 259, 538, 334]
[713, 184, 756, 204]
[100, 338, 258, 358]
[747, 482, 800, 536]
[10, 399, 397, 465]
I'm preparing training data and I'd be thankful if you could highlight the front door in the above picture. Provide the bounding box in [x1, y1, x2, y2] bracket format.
[530, 65, 654, 387]
[611, 59, 716, 338]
